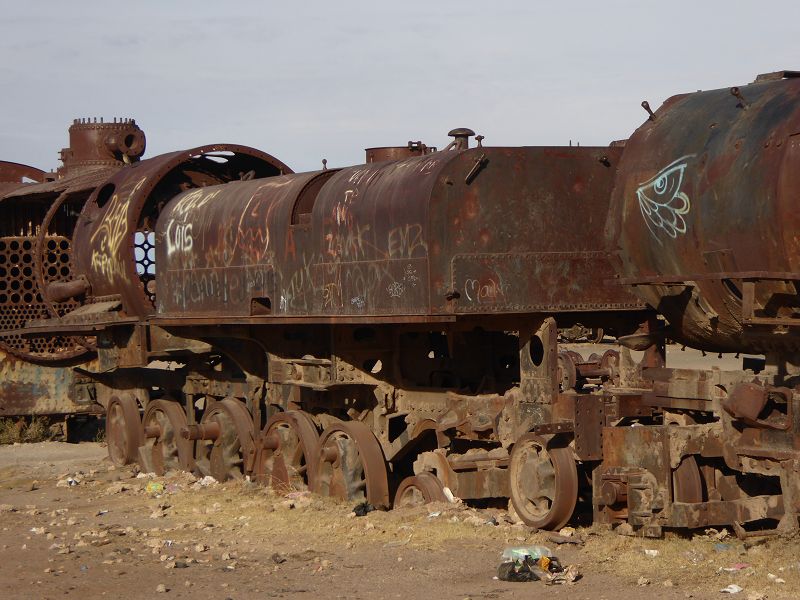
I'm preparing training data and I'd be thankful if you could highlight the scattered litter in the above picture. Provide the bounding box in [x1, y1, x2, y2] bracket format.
[146, 481, 165, 495]
[707, 528, 731, 541]
[442, 487, 457, 503]
[192, 476, 218, 489]
[56, 476, 80, 488]
[637, 577, 650, 586]
[767, 573, 785, 584]
[715, 543, 733, 552]
[502, 546, 552, 561]
[352, 502, 374, 517]
[136, 472, 156, 479]
[644, 549, 660, 558]
[497, 546, 580, 585]
[427, 511, 441, 519]
[720, 584, 744, 594]
[558, 527, 576, 537]
[721, 563, 751, 572]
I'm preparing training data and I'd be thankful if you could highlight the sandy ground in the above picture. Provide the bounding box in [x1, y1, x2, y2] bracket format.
[0, 440, 797, 600]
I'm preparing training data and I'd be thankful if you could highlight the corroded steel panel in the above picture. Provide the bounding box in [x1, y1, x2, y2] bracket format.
[429, 146, 642, 314]
[609, 76, 800, 352]
[72, 145, 291, 316]
[0, 349, 99, 416]
[157, 172, 323, 316]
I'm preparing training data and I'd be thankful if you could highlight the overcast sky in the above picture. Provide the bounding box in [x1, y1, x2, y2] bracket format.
[1, 1, 798, 173]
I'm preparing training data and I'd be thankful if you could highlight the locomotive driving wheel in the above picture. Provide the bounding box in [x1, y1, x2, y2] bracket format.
[316, 421, 389, 508]
[106, 395, 143, 467]
[393, 472, 447, 508]
[194, 398, 254, 482]
[509, 434, 578, 530]
[672, 455, 703, 503]
[141, 400, 194, 475]
[254, 411, 320, 492]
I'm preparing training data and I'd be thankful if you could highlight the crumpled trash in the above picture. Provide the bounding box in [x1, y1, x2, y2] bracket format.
[56, 476, 81, 488]
[145, 481, 165, 495]
[720, 584, 744, 594]
[706, 527, 730, 541]
[191, 475, 218, 489]
[721, 563, 751, 573]
[502, 546, 552, 561]
[497, 546, 580, 585]
[352, 501, 374, 517]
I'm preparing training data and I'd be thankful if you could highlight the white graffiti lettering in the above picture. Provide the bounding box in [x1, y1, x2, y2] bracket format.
[635, 155, 695, 243]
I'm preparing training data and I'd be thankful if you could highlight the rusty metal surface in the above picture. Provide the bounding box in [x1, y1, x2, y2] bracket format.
[59, 118, 145, 177]
[72, 145, 292, 316]
[0, 348, 99, 416]
[156, 171, 327, 316]
[609, 75, 800, 353]
[151, 144, 643, 323]
[0, 235, 89, 362]
[0, 160, 45, 184]
[365, 141, 434, 163]
[430, 146, 643, 315]
[2, 166, 116, 199]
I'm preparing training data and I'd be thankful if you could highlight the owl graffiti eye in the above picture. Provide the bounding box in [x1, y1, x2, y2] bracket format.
[635, 155, 695, 242]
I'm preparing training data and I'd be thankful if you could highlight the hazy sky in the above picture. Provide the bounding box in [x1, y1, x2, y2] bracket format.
[1, 1, 798, 173]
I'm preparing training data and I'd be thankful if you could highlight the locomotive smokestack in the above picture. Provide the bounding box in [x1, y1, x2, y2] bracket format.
[447, 127, 475, 151]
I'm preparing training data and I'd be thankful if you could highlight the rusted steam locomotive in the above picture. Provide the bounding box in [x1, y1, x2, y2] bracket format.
[3, 70, 800, 537]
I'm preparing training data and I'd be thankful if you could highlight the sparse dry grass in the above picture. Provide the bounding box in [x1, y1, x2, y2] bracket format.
[159, 477, 800, 598]
[581, 526, 800, 597]
[0, 417, 51, 445]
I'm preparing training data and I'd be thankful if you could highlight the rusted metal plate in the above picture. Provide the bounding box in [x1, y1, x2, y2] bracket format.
[311, 156, 444, 316]
[157, 172, 323, 316]
[430, 146, 644, 315]
[0, 160, 45, 183]
[0, 349, 99, 416]
[2, 166, 116, 198]
[609, 76, 800, 353]
[72, 145, 292, 317]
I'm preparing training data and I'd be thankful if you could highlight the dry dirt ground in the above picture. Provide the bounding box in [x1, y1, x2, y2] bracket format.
[1, 441, 799, 600]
